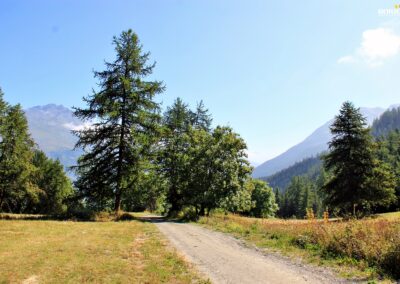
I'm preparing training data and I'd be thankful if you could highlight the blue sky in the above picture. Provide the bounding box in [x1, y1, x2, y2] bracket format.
[1, 1, 400, 165]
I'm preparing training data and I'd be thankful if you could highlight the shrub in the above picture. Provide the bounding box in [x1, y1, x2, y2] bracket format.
[381, 238, 400, 278]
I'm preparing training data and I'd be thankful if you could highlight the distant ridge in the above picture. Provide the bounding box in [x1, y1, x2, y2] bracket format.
[252, 106, 387, 178]
[259, 105, 400, 191]
[24, 104, 82, 173]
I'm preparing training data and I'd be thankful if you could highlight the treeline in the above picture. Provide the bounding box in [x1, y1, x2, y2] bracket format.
[71, 30, 278, 218]
[274, 103, 400, 218]
[0, 90, 73, 214]
[0, 30, 279, 219]
[3, 29, 399, 220]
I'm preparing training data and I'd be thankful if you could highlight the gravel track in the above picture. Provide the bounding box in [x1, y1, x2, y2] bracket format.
[151, 219, 345, 284]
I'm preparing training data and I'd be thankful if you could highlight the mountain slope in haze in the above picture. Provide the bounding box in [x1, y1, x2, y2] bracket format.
[262, 106, 400, 191]
[24, 104, 83, 171]
[262, 156, 322, 191]
[372, 105, 400, 137]
[253, 107, 386, 178]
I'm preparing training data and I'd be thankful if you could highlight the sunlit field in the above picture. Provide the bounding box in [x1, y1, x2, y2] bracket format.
[198, 212, 400, 281]
[0, 217, 205, 284]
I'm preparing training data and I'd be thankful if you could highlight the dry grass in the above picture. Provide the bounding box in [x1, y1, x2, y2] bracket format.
[198, 213, 400, 281]
[0, 219, 206, 283]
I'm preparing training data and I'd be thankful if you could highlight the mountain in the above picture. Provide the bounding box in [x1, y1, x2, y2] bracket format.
[372, 106, 400, 137]
[262, 156, 322, 191]
[261, 106, 400, 191]
[24, 104, 83, 173]
[252, 107, 386, 178]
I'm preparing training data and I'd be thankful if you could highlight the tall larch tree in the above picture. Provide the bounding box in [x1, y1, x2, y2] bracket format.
[323, 101, 395, 215]
[73, 30, 164, 213]
[0, 104, 40, 213]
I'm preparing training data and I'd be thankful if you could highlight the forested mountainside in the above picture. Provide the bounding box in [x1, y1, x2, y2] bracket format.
[372, 106, 400, 137]
[261, 156, 322, 191]
[253, 107, 385, 178]
[262, 106, 400, 192]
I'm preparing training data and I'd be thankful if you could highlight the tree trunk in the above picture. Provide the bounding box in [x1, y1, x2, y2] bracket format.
[114, 192, 122, 213]
[115, 74, 127, 215]
[199, 206, 205, 216]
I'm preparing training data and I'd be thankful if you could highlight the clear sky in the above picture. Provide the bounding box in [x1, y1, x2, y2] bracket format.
[1, 0, 400, 165]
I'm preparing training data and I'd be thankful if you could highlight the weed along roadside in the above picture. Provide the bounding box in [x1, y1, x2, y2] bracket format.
[196, 212, 400, 282]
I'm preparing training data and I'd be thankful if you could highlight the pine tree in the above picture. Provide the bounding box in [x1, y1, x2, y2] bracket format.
[73, 30, 164, 213]
[0, 104, 40, 213]
[191, 100, 212, 131]
[323, 101, 396, 215]
[32, 150, 74, 214]
[164, 98, 192, 133]
[159, 98, 193, 214]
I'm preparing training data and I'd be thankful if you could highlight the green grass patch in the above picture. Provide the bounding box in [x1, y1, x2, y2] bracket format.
[0, 218, 206, 283]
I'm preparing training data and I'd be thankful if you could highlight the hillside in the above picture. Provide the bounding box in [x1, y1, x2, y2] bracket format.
[263, 106, 400, 191]
[261, 156, 322, 191]
[253, 107, 386, 178]
[372, 105, 400, 137]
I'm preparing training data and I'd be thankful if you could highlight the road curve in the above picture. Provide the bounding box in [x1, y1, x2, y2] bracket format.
[154, 220, 344, 284]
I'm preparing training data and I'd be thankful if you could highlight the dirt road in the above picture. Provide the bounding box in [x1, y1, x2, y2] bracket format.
[154, 220, 344, 284]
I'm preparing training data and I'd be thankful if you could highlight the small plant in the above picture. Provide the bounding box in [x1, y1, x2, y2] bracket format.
[323, 210, 329, 224]
[306, 208, 315, 222]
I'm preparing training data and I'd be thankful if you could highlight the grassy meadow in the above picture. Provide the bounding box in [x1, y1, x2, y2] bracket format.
[0, 215, 205, 284]
[198, 212, 400, 281]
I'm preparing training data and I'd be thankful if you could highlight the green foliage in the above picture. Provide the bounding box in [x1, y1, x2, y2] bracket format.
[159, 97, 255, 217]
[0, 104, 40, 213]
[0, 89, 73, 215]
[189, 126, 251, 215]
[31, 150, 74, 214]
[375, 130, 400, 211]
[220, 180, 254, 214]
[191, 100, 212, 132]
[159, 98, 193, 214]
[278, 176, 322, 218]
[323, 101, 396, 216]
[248, 179, 278, 218]
[73, 29, 164, 212]
[122, 163, 167, 213]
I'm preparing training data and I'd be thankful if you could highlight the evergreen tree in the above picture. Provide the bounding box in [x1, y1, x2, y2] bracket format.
[159, 98, 193, 214]
[73, 30, 164, 212]
[323, 101, 396, 215]
[164, 98, 192, 133]
[32, 150, 74, 214]
[191, 100, 212, 131]
[376, 130, 400, 210]
[277, 175, 322, 218]
[0, 104, 40, 213]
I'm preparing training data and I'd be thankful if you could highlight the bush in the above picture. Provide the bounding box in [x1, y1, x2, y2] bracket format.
[116, 212, 136, 221]
[381, 239, 400, 278]
[63, 207, 96, 221]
